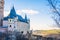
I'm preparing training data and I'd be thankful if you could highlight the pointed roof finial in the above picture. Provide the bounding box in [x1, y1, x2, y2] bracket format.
[25, 14, 27, 20]
[9, 6, 16, 17]
[11, 5, 15, 11]
[25, 14, 28, 23]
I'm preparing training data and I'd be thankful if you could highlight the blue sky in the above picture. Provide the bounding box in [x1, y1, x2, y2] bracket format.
[4, 0, 59, 30]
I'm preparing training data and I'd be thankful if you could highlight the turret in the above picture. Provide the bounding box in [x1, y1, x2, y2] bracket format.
[0, 0, 4, 26]
[25, 14, 27, 20]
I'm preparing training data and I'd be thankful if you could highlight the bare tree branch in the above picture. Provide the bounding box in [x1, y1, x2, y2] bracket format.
[47, 0, 60, 16]
[52, 17, 60, 27]
[47, 0, 60, 27]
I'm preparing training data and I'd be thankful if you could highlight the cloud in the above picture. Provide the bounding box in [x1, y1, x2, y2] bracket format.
[17, 9, 39, 15]
[4, 11, 9, 17]
[4, 9, 39, 17]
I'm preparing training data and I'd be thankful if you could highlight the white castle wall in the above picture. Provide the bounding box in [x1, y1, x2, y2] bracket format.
[3, 20, 30, 34]
[3, 21, 8, 27]
[17, 21, 30, 34]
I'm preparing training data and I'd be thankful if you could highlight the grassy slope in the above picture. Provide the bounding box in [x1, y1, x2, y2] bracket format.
[32, 29, 60, 36]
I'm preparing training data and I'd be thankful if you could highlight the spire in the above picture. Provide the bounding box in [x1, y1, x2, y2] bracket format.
[25, 14, 27, 20]
[9, 6, 16, 17]
[25, 14, 27, 22]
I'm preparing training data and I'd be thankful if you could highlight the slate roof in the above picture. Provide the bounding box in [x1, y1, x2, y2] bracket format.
[3, 6, 28, 23]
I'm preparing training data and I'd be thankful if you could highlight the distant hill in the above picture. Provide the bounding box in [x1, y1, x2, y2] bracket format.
[32, 29, 60, 37]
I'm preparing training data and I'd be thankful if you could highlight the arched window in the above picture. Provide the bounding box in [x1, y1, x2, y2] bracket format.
[10, 20, 11, 22]
[10, 25, 11, 27]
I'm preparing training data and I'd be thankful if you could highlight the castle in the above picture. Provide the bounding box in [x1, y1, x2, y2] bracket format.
[0, 0, 30, 34]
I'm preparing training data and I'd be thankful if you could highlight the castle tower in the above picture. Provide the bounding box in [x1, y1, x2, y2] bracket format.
[0, 0, 4, 26]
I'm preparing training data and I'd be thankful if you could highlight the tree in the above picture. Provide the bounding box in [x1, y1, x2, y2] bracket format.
[47, 0, 60, 27]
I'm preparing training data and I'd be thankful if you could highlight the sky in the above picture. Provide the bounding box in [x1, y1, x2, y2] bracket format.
[4, 0, 60, 30]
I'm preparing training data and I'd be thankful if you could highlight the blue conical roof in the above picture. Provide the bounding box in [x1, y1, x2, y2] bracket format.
[3, 6, 29, 23]
[9, 6, 17, 18]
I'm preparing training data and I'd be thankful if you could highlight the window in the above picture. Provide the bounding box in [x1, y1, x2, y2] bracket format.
[21, 31, 24, 34]
[14, 26, 15, 28]
[10, 20, 11, 22]
[10, 25, 11, 27]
